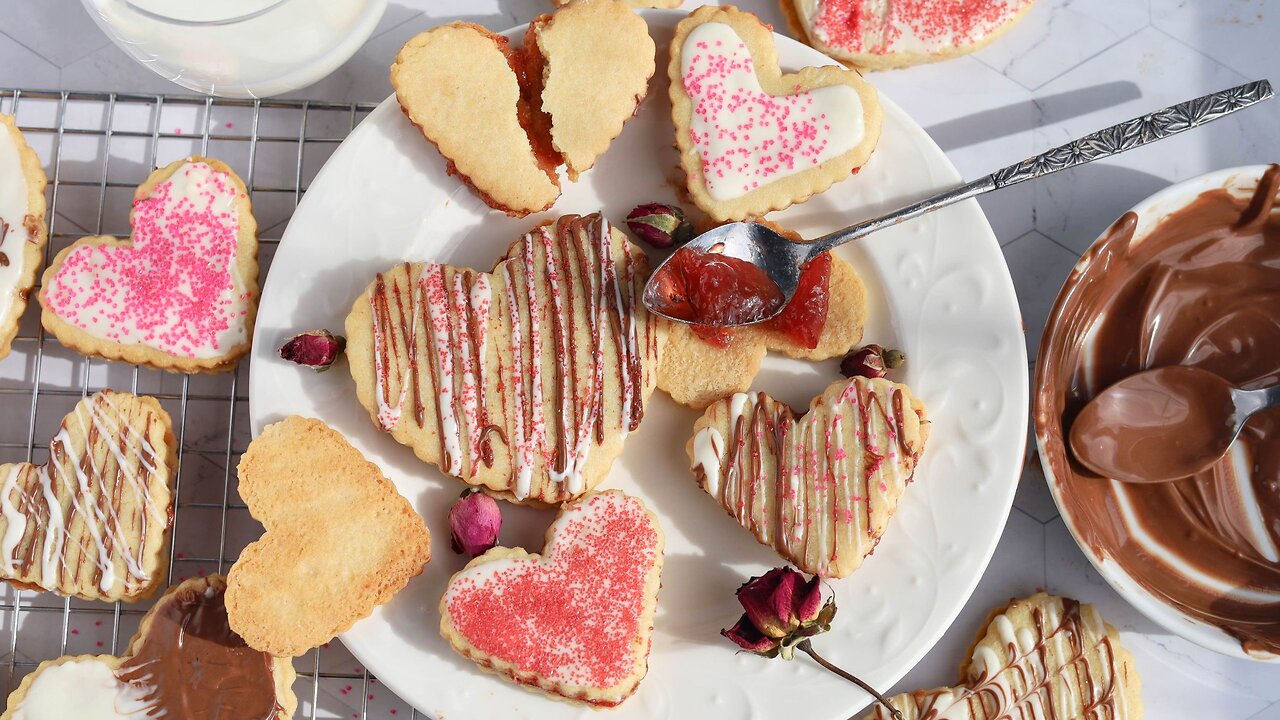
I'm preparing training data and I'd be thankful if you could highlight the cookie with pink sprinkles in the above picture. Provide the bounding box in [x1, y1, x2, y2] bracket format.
[39, 156, 259, 373]
[440, 490, 664, 707]
[669, 5, 882, 221]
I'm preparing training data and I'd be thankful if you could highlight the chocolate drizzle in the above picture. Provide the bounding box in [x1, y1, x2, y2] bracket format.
[116, 576, 284, 719]
[363, 213, 660, 503]
[1036, 165, 1280, 656]
[690, 377, 926, 578]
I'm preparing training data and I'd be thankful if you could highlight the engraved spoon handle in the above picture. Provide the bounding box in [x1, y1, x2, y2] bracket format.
[812, 79, 1274, 254]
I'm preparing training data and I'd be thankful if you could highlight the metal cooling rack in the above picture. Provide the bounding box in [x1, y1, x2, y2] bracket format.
[0, 88, 427, 719]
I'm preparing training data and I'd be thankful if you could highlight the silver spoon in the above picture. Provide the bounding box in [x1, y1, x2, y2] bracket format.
[643, 79, 1274, 327]
[1069, 366, 1280, 484]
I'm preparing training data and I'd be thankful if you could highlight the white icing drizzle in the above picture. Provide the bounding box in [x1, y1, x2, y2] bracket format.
[0, 392, 167, 597]
[691, 378, 921, 578]
[503, 262, 535, 501]
[421, 264, 462, 476]
[369, 273, 404, 432]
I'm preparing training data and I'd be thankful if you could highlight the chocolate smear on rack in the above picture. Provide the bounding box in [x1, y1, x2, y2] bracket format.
[1035, 164, 1280, 656]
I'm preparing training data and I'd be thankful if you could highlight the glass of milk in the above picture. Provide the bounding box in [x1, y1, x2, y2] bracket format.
[81, 0, 387, 98]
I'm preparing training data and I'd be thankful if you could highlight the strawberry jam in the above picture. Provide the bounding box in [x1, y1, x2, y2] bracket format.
[649, 247, 785, 326]
[764, 252, 832, 349]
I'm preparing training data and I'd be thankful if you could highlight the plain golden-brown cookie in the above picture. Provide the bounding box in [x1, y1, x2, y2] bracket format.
[440, 490, 664, 707]
[528, 0, 655, 179]
[657, 246, 866, 409]
[670, 5, 882, 221]
[787, 0, 1036, 72]
[0, 390, 175, 602]
[0, 114, 48, 360]
[861, 592, 1143, 719]
[345, 213, 665, 506]
[688, 376, 927, 577]
[226, 416, 432, 657]
[39, 156, 258, 373]
[0, 575, 297, 720]
[392, 23, 562, 217]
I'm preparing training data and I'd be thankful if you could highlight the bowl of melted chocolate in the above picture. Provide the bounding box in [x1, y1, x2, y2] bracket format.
[1035, 164, 1280, 662]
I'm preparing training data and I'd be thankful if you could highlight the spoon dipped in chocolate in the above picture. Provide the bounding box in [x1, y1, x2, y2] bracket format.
[1070, 365, 1280, 483]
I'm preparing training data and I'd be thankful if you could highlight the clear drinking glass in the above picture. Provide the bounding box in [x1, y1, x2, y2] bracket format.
[80, 0, 387, 98]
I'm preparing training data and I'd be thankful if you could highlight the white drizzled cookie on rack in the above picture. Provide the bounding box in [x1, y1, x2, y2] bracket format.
[0, 114, 48, 360]
[346, 212, 664, 506]
[687, 376, 927, 578]
[0, 575, 297, 720]
[861, 592, 1143, 719]
[39, 156, 259, 373]
[670, 6, 882, 221]
[0, 390, 176, 602]
[440, 490, 663, 707]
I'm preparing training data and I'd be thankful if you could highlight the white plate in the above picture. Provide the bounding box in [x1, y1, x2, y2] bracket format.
[1037, 165, 1280, 663]
[249, 10, 1028, 719]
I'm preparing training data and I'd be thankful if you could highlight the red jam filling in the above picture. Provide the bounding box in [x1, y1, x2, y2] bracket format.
[649, 247, 786, 326]
[650, 247, 833, 349]
[764, 252, 832, 349]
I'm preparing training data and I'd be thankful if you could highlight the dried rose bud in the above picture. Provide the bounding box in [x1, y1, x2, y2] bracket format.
[840, 344, 906, 379]
[449, 488, 502, 557]
[721, 566, 835, 659]
[278, 330, 345, 372]
[883, 348, 906, 369]
[625, 203, 693, 249]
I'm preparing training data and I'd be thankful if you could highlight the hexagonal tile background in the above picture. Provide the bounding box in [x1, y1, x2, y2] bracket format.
[0, 0, 1277, 718]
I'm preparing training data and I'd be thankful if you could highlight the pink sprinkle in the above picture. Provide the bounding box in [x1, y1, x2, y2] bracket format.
[173, 128, 183, 135]
[71, 629, 78, 635]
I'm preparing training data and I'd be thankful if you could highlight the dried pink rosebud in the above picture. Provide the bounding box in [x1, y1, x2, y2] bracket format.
[625, 203, 693, 249]
[840, 344, 905, 379]
[723, 566, 837, 660]
[721, 614, 780, 657]
[449, 488, 502, 557]
[278, 330, 345, 372]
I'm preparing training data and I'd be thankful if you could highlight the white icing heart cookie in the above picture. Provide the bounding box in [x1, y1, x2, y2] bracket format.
[0, 390, 176, 602]
[0, 575, 297, 720]
[688, 376, 927, 578]
[670, 5, 882, 221]
[0, 114, 48, 360]
[862, 593, 1142, 719]
[440, 490, 663, 707]
[39, 156, 258, 373]
[345, 213, 664, 506]
[787, 0, 1036, 71]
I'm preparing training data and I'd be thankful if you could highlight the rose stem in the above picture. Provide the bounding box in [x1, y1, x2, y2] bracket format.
[795, 639, 904, 720]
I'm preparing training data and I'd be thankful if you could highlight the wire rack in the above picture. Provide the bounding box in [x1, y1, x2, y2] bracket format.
[0, 88, 428, 719]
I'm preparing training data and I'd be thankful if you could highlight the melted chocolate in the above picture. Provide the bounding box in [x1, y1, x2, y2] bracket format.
[117, 577, 282, 718]
[1036, 165, 1280, 656]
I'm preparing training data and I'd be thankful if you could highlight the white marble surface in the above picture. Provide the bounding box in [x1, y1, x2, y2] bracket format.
[1, 0, 1278, 718]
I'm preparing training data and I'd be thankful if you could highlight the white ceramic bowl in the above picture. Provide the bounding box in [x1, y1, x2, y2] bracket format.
[1035, 164, 1280, 663]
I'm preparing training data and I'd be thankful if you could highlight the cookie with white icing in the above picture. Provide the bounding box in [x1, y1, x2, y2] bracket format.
[0, 575, 297, 720]
[861, 593, 1142, 719]
[688, 376, 927, 578]
[552, 0, 682, 7]
[345, 212, 665, 506]
[0, 390, 176, 602]
[670, 5, 882, 221]
[226, 416, 432, 657]
[440, 490, 663, 707]
[392, 1, 655, 215]
[39, 156, 259, 373]
[786, 0, 1036, 72]
[0, 114, 48, 360]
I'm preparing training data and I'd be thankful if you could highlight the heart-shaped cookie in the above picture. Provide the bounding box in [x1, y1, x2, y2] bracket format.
[0, 575, 297, 720]
[39, 156, 259, 373]
[670, 6, 882, 221]
[687, 376, 928, 578]
[0, 390, 176, 602]
[440, 490, 664, 707]
[392, 0, 655, 215]
[0, 113, 49, 360]
[345, 213, 665, 506]
[861, 593, 1143, 719]
[226, 416, 431, 657]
